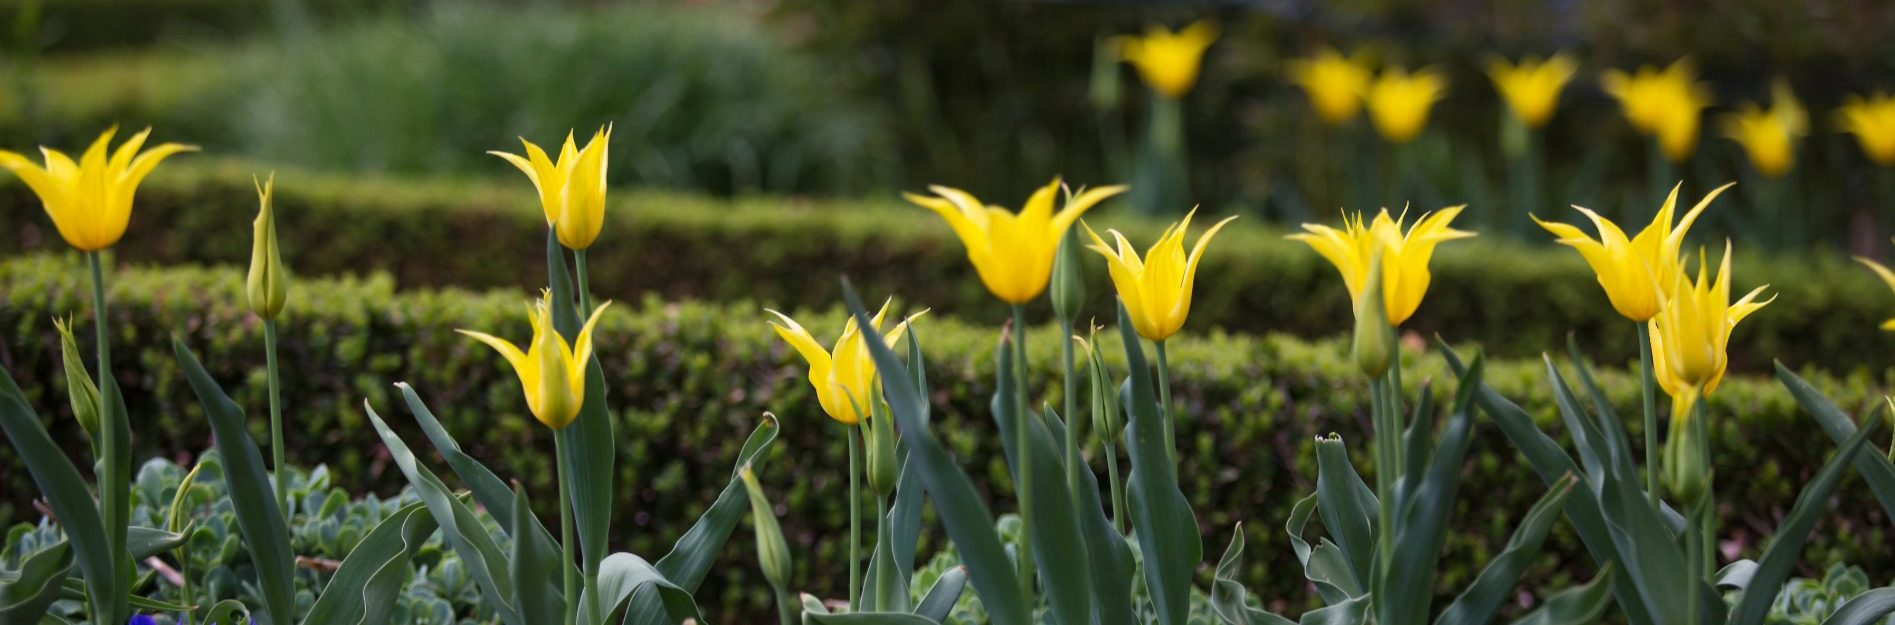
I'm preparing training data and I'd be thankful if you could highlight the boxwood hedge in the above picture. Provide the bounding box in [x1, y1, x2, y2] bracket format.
[1, 160, 1888, 373]
[0, 254, 1889, 618]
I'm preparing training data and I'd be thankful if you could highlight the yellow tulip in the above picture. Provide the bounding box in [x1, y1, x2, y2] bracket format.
[1487, 54, 1578, 128]
[458, 291, 612, 429]
[1721, 81, 1807, 178]
[490, 125, 611, 250]
[246, 173, 290, 320]
[766, 300, 924, 425]
[1082, 209, 1237, 341]
[1366, 67, 1447, 144]
[906, 179, 1127, 304]
[1649, 242, 1773, 418]
[1855, 255, 1895, 331]
[0, 127, 197, 252]
[1837, 93, 1895, 166]
[1533, 182, 1732, 322]
[1288, 206, 1475, 325]
[1286, 47, 1373, 124]
[1602, 61, 1710, 162]
[1114, 21, 1217, 99]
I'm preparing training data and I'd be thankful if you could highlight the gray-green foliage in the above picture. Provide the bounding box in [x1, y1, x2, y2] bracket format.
[1737, 565, 1895, 625]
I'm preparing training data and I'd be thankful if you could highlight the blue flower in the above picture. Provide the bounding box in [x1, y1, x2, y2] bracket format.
[128, 616, 157, 625]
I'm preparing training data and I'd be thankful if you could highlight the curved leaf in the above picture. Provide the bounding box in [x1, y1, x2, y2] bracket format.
[1775, 363, 1895, 519]
[1114, 302, 1201, 625]
[0, 368, 115, 624]
[303, 501, 442, 625]
[1045, 410, 1136, 625]
[1285, 492, 1362, 602]
[804, 612, 940, 625]
[1728, 415, 1880, 625]
[623, 418, 780, 625]
[548, 233, 617, 582]
[1822, 588, 1895, 625]
[0, 540, 70, 624]
[1313, 436, 1375, 586]
[512, 482, 563, 625]
[1435, 474, 1579, 625]
[1210, 526, 1295, 625]
[127, 526, 187, 560]
[1382, 362, 1481, 625]
[585, 553, 698, 625]
[915, 566, 967, 623]
[1508, 564, 1616, 625]
[991, 340, 1092, 625]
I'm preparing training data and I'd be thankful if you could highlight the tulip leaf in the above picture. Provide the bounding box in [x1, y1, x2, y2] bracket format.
[1395, 381, 1437, 514]
[889, 450, 926, 577]
[1045, 409, 1137, 625]
[842, 282, 1031, 625]
[1114, 302, 1202, 625]
[511, 482, 564, 625]
[1297, 594, 1370, 625]
[1728, 415, 1879, 625]
[1382, 358, 1481, 625]
[1434, 473, 1579, 625]
[1565, 337, 1639, 485]
[1819, 587, 1895, 625]
[584, 553, 700, 625]
[1313, 434, 1376, 587]
[548, 230, 616, 578]
[1774, 362, 1895, 519]
[303, 500, 441, 625]
[1285, 491, 1362, 603]
[1209, 525, 1295, 625]
[363, 399, 520, 625]
[0, 366, 117, 624]
[0, 539, 71, 624]
[804, 612, 940, 625]
[1507, 563, 1616, 625]
[1437, 339, 1659, 625]
[915, 565, 968, 623]
[991, 334, 1093, 625]
[126, 526, 188, 560]
[1544, 356, 1615, 500]
[173, 338, 296, 625]
[1715, 560, 1758, 590]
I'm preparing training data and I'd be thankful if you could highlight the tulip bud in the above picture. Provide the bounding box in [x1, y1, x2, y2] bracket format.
[740, 465, 793, 591]
[52, 317, 101, 441]
[1351, 247, 1393, 379]
[865, 398, 899, 498]
[1079, 330, 1123, 442]
[246, 174, 290, 320]
[1051, 215, 1086, 323]
[1662, 408, 1711, 505]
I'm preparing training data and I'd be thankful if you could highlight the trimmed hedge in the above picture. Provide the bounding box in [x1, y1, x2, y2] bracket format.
[1, 160, 1890, 373]
[0, 254, 1890, 619]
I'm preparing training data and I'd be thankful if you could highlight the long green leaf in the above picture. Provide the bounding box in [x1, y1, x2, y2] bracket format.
[512, 482, 563, 625]
[1395, 382, 1437, 515]
[804, 613, 939, 625]
[303, 500, 441, 625]
[173, 338, 295, 625]
[1434, 473, 1579, 625]
[1383, 360, 1482, 625]
[1508, 564, 1616, 625]
[624, 417, 780, 625]
[915, 566, 967, 623]
[1284, 491, 1362, 603]
[1774, 363, 1895, 519]
[1728, 415, 1879, 625]
[1046, 409, 1136, 625]
[1113, 302, 1201, 625]
[0, 540, 70, 624]
[1209, 526, 1295, 625]
[1298, 594, 1370, 625]
[991, 336, 1093, 625]
[0, 368, 116, 624]
[843, 283, 1030, 625]
[1564, 338, 1639, 487]
[1313, 435, 1375, 586]
[1821, 588, 1895, 625]
[549, 230, 616, 576]
[585, 553, 699, 625]
[126, 526, 187, 560]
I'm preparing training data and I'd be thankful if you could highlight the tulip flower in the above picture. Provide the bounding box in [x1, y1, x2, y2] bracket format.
[906, 179, 1126, 304]
[1082, 209, 1237, 341]
[1286, 47, 1373, 124]
[458, 291, 611, 429]
[1838, 93, 1895, 166]
[1722, 81, 1807, 178]
[490, 125, 611, 250]
[247, 174, 290, 321]
[1533, 183, 1731, 322]
[765, 300, 923, 425]
[1114, 21, 1217, 99]
[0, 127, 197, 252]
[1288, 206, 1475, 326]
[1603, 61, 1711, 162]
[1650, 242, 1774, 419]
[1366, 67, 1446, 144]
[1855, 255, 1895, 331]
[1487, 54, 1578, 129]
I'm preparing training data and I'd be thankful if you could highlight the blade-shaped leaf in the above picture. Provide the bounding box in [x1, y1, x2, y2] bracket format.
[0, 540, 71, 624]
[1210, 526, 1295, 625]
[1114, 302, 1201, 625]
[1434, 473, 1579, 625]
[174, 338, 295, 625]
[1714, 560, 1758, 590]
[1314, 435, 1375, 586]
[623, 417, 780, 625]
[127, 526, 187, 560]
[915, 566, 968, 623]
[1728, 416, 1880, 625]
[512, 482, 563, 625]
[549, 230, 616, 576]
[1285, 492, 1363, 603]
[303, 500, 441, 625]
[991, 339, 1093, 625]
[1507, 564, 1616, 625]
[1395, 382, 1437, 515]
[843, 283, 1029, 625]
[1297, 594, 1370, 625]
[1775, 363, 1895, 519]
[1564, 338, 1638, 486]
[0, 367, 116, 623]
[1383, 360, 1483, 625]
[589, 553, 701, 625]
[1821, 588, 1895, 625]
[805, 613, 940, 625]
[1046, 409, 1136, 625]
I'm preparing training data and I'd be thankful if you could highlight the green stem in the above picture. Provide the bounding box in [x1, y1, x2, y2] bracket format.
[1370, 377, 1395, 575]
[1684, 500, 1704, 625]
[89, 251, 128, 625]
[1105, 438, 1125, 535]
[265, 319, 288, 520]
[1511, 127, 1542, 236]
[775, 588, 799, 625]
[1156, 340, 1175, 461]
[1383, 321, 1405, 468]
[872, 494, 893, 611]
[1011, 304, 1035, 601]
[847, 423, 861, 610]
[574, 249, 593, 314]
[555, 433, 577, 625]
[1638, 323, 1659, 508]
[1060, 313, 1082, 516]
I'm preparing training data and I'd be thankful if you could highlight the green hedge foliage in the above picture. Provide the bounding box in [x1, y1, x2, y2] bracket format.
[0, 254, 1889, 618]
[2, 160, 1889, 373]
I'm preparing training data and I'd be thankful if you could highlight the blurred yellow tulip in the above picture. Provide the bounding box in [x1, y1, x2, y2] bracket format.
[1838, 93, 1895, 166]
[1286, 47, 1373, 124]
[458, 291, 612, 429]
[1533, 183, 1732, 322]
[490, 125, 611, 250]
[0, 127, 197, 252]
[1115, 21, 1217, 99]
[1855, 255, 1895, 331]
[766, 300, 923, 425]
[906, 179, 1126, 304]
[1289, 206, 1475, 325]
[1602, 60, 1710, 162]
[1366, 67, 1447, 144]
[1082, 209, 1237, 341]
[1649, 242, 1773, 418]
[1487, 54, 1578, 128]
[1722, 81, 1807, 178]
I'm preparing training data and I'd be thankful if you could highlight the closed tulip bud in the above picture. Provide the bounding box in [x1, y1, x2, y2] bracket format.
[52, 317, 101, 440]
[740, 465, 793, 591]
[246, 174, 290, 320]
[865, 401, 898, 498]
[1051, 224, 1086, 322]
[1662, 413, 1710, 505]
[1078, 329, 1122, 441]
[1351, 248, 1392, 379]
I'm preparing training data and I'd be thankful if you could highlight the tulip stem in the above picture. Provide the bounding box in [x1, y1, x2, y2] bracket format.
[265, 319, 288, 520]
[574, 250, 593, 314]
[555, 433, 577, 625]
[1638, 323, 1659, 508]
[1105, 435, 1125, 535]
[1155, 339, 1175, 462]
[848, 423, 862, 610]
[1370, 376, 1395, 577]
[88, 251, 129, 625]
[1647, 139, 1674, 221]
[1011, 304, 1035, 601]
[1060, 312, 1084, 520]
[775, 588, 799, 625]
